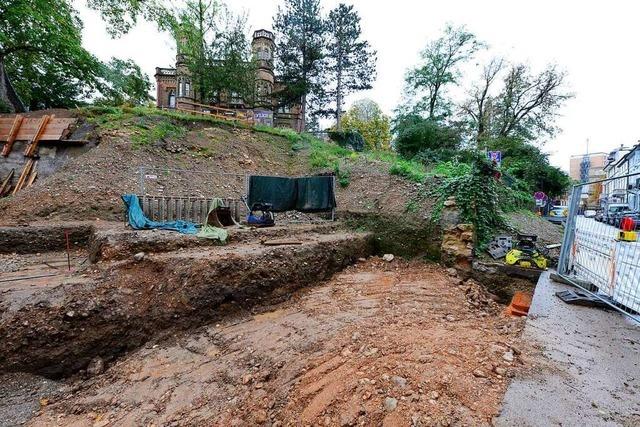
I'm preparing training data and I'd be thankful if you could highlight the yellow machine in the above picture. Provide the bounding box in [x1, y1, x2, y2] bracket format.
[504, 234, 548, 270]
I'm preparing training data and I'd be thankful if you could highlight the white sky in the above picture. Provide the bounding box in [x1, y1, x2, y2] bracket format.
[74, 0, 640, 172]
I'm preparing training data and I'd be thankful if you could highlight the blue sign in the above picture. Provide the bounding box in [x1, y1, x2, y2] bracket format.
[488, 151, 502, 166]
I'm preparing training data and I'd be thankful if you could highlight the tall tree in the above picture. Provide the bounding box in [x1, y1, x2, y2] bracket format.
[403, 25, 482, 120]
[174, 0, 218, 103]
[208, 11, 256, 105]
[460, 57, 504, 145]
[492, 64, 571, 141]
[273, 0, 325, 131]
[174, 2, 255, 106]
[323, 4, 376, 130]
[0, 0, 103, 111]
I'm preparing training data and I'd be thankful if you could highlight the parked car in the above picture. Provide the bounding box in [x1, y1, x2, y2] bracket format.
[549, 206, 568, 217]
[584, 209, 597, 218]
[594, 210, 604, 222]
[603, 204, 630, 225]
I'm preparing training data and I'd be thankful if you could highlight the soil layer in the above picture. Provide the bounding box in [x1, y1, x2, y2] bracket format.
[27, 259, 525, 426]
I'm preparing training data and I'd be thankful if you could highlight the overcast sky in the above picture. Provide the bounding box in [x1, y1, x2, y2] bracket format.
[75, 0, 640, 171]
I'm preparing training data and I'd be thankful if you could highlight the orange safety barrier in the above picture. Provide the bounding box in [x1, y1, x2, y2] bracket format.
[505, 291, 532, 317]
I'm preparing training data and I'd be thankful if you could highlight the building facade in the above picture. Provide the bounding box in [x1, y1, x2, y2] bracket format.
[569, 152, 607, 208]
[603, 143, 640, 210]
[154, 30, 302, 131]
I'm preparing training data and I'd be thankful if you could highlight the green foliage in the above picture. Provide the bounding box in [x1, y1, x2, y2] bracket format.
[389, 159, 427, 183]
[402, 24, 483, 120]
[328, 130, 365, 152]
[130, 120, 186, 148]
[428, 161, 472, 178]
[273, 0, 325, 126]
[333, 162, 351, 188]
[430, 154, 532, 246]
[341, 99, 392, 150]
[320, 4, 376, 125]
[95, 58, 153, 106]
[486, 137, 571, 197]
[1, 0, 104, 110]
[173, 1, 256, 105]
[393, 115, 461, 159]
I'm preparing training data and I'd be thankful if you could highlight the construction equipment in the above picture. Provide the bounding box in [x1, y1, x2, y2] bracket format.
[242, 197, 275, 227]
[618, 217, 638, 242]
[504, 233, 548, 270]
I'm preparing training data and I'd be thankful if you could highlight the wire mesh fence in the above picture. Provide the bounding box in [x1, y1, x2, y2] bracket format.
[558, 171, 640, 323]
[133, 166, 336, 224]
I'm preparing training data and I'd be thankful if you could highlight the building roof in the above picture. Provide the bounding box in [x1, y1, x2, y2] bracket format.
[613, 142, 640, 168]
[570, 152, 607, 159]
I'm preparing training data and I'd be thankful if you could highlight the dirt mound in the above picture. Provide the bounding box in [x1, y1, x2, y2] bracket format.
[505, 211, 564, 245]
[27, 259, 525, 426]
[0, 110, 433, 228]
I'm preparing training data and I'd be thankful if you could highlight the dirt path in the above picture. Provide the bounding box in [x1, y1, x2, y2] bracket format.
[29, 259, 525, 426]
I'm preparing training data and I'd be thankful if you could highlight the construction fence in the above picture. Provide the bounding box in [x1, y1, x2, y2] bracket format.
[558, 171, 640, 323]
[134, 166, 335, 225]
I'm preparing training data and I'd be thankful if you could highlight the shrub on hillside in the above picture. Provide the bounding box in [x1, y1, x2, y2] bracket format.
[328, 130, 365, 152]
[393, 115, 461, 159]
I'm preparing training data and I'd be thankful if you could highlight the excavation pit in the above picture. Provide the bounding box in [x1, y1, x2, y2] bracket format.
[0, 228, 374, 378]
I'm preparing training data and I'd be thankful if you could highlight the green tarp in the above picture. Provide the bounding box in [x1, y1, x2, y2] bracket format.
[248, 176, 297, 212]
[248, 175, 336, 213]
[296, 176, 337, 212]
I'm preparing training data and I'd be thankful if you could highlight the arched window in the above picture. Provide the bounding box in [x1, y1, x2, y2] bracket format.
[168, 90, 176, 108]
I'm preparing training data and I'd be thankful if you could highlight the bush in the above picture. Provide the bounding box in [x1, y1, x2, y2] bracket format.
[389, 159, 426, 183]
[394, 115, 461, 159]
[328, 130, 365, 152]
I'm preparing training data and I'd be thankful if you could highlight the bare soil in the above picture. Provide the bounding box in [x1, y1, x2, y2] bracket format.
[0, 111, 433, 228]
[26, 259, 525, 427]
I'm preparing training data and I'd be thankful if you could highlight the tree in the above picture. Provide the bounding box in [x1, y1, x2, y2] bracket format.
[0, 0, 104, 111]
[393, 114, 461, 159]
[460, 57, 504, 145]
[486, 137, 571, 197]
[172, 1, 255, 106]
[341, 99, 391, 150]
[96, 58, 154, 106]
[174, 0, 218, 103]
[322, 4, 376, 130]
[492, 64, 572, 141]
[87, 0, 173, 37]
[273, 0, 325, 131]
[403, 25, 482, 120]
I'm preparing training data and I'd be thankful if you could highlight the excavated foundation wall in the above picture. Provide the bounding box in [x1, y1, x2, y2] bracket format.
[0, 223, 94, 254]
[0, 233, 374, 378]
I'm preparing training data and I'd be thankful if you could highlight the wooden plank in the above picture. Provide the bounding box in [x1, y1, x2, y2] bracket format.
[12, 158, 34, 195]
[26, 161, 38, 187]
[0, 168, 15, 196]
[1, 115, 24, 157]
[23, 115, 52, 157]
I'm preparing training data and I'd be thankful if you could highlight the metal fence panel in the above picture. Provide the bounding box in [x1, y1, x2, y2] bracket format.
[558, 172, 640, 322]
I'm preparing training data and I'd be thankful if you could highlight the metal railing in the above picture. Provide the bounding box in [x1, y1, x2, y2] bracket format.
[558, 171, 640, 323]
[137, 195, 243, 225]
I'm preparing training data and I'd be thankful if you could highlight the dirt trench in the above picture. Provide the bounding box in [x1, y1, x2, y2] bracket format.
[0, 232, 374, 378]
[24, 259, 526, 427]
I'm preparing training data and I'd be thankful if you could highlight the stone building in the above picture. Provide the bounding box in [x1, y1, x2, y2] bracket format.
[154, 30, 302, 131]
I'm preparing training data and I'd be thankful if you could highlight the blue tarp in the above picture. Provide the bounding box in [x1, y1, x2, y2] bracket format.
[121, 194, 198, 234]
